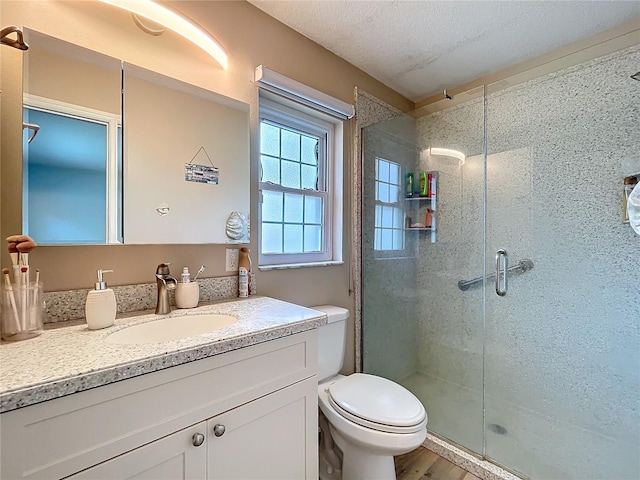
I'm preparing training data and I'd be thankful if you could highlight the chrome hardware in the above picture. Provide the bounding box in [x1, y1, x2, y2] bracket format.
[155, 262, 177, 314]
[213, 424, 226, 437]
[192, 433, 205, 447]
[495, 249, 508, 296]
[458, 258, 534, 292]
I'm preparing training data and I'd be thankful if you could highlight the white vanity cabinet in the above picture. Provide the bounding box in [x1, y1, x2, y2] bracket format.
[67, 422, 208, 479]
[1, 331, 318, 480]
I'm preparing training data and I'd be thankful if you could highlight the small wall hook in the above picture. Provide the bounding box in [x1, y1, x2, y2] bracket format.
[444, 89, 453, 100]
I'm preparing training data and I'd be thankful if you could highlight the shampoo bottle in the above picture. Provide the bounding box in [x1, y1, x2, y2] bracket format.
[238, 247, 252, 297]
[85, 269, 116, 330]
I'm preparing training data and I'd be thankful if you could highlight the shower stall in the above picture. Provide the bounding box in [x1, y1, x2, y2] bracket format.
[360, 44, 640, 479]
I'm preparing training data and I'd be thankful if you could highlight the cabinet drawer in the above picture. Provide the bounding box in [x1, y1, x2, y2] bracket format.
[1, 330, 317, 479]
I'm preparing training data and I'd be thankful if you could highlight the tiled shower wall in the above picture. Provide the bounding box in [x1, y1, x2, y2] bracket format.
[414, 45, 640, 479]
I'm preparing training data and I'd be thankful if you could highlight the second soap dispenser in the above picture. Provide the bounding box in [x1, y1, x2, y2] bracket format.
[85, 269, 116, 330]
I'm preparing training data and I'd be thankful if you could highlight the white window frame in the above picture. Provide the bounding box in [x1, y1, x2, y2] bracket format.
[258, 95, 342, 268]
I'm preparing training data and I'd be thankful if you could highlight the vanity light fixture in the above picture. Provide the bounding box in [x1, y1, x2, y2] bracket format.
[97, 0, 228, 69]
[429, 147, 466, 165]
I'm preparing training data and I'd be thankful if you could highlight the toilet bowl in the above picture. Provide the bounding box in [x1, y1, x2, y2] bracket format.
[312, 306, 428, 480]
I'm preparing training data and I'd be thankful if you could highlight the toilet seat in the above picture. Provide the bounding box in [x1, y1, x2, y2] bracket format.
[326, 374, 426, 434]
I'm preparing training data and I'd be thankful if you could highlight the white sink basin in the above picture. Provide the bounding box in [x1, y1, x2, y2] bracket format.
[105, 314, 238, 345]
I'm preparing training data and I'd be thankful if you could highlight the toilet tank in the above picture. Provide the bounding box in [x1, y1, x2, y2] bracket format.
[311, 305, 350, 383]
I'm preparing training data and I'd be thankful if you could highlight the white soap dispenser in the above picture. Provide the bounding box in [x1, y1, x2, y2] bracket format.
[85, 269, 116, 330]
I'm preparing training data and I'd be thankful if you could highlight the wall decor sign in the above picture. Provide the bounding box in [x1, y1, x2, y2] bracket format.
[185, 146, 219, 184]
[185, 163, 219, 184]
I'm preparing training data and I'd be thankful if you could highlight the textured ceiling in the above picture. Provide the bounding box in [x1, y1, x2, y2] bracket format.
[248, 0, 640, 102]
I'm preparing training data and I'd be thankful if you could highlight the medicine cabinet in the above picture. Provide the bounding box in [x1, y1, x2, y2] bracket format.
[19, 28, 249, 245]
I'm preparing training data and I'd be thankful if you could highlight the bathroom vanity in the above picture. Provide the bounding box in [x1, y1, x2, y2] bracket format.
[0, 297, 325, 479]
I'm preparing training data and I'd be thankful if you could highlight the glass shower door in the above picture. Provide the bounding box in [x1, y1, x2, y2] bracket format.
[361, 91, 486, 454]
[483, 46, 640, 479]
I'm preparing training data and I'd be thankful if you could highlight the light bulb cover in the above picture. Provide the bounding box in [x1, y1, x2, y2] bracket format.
[429, 147, 466, 165]
[98, 0, 228, 69]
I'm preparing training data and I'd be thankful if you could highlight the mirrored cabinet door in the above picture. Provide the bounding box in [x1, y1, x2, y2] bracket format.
[23, 30, 122, 245]
[20, 28, 250, 246]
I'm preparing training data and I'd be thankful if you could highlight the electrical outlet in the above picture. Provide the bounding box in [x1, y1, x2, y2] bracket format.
[226, 248, 239, 272]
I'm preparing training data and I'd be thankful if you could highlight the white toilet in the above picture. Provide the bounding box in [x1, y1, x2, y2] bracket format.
[312, 305, 427, 480]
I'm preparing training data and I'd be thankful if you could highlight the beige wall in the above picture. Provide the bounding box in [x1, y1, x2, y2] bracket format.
[0, 0, 412, 373]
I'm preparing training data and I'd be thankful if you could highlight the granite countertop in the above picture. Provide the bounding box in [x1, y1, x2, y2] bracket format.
[0, 296, 326, 413]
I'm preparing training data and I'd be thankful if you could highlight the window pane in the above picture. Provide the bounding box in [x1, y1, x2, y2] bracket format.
[260, 122, 280, 156]
[261, 155, 280, 184]
[305, 196, 323, 224]
[377, 159, 390, 183]
[377, 182, 389, 203]
[304, 225, 322, 252]
[301, 164, 318, 190]
[389, 185, 400, 203]
[393, 229, 404, 250]
[381, 229, 392, 250]
[389, 162, 400, 185]
[301, 136, 318, 165]
[374, 227, 381, 250]
[374, 205, 382, 228]
[284, 193, 304, 223]
[262, 223, 282, 253]
[284, 224, 303, 253]
[262, 190, 283, 222]
[281, 129, 300, 161]
[381, 205, 393, 228]
[281, 160, 301, 189]
[393, 206, 404, 229]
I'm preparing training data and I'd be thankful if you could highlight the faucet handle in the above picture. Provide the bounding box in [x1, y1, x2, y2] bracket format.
[156, 262, 171, 275]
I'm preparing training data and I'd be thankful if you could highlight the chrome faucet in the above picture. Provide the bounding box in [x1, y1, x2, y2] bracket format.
[155, 263, 177, 314]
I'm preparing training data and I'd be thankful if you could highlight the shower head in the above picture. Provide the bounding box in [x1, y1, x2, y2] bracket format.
[631, 72, 640, 81]
[1, 26, 29, 51]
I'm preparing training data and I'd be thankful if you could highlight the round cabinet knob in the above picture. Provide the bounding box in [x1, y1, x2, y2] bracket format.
[192, 433, 205, 447]
[213, 424, 226, 437]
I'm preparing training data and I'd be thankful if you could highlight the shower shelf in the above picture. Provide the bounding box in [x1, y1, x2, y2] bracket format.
[403, 172, 438, 243]
[404, 196, 436, 211]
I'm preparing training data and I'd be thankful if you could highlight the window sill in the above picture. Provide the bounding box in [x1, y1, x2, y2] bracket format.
[259, 260, 344, 271]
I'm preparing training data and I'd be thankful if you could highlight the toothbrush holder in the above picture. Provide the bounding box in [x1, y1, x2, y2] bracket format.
[175, 282, 199, 309]
[1, 281, 44, 341]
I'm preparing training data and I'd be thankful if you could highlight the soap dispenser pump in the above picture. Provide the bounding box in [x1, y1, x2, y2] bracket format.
[85, 269, 116, 330]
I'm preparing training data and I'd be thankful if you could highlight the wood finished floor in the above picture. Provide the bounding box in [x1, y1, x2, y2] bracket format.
[395, 447, 481, 480]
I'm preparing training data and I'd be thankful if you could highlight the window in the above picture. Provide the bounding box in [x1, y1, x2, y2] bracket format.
[258, 97, 342, 268]
[374, 157, 405, 252]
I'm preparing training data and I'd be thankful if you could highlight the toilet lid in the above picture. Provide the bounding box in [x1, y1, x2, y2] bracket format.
[327, 374, 426, 431]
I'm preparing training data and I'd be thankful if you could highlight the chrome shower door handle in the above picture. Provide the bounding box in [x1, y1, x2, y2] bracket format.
[495, 249, 508, 296]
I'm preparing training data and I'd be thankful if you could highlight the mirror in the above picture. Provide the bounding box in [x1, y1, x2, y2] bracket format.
[23, 31, 122, 245]
[21, 29, 250, 245]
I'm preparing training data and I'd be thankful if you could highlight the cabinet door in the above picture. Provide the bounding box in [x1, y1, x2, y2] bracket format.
[68, 422, 207, 480]
[207, 377, 317, 480]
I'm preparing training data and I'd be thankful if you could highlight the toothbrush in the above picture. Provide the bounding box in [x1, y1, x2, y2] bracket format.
[193, 265, 206, 281]
[2, 268, 20, 335]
